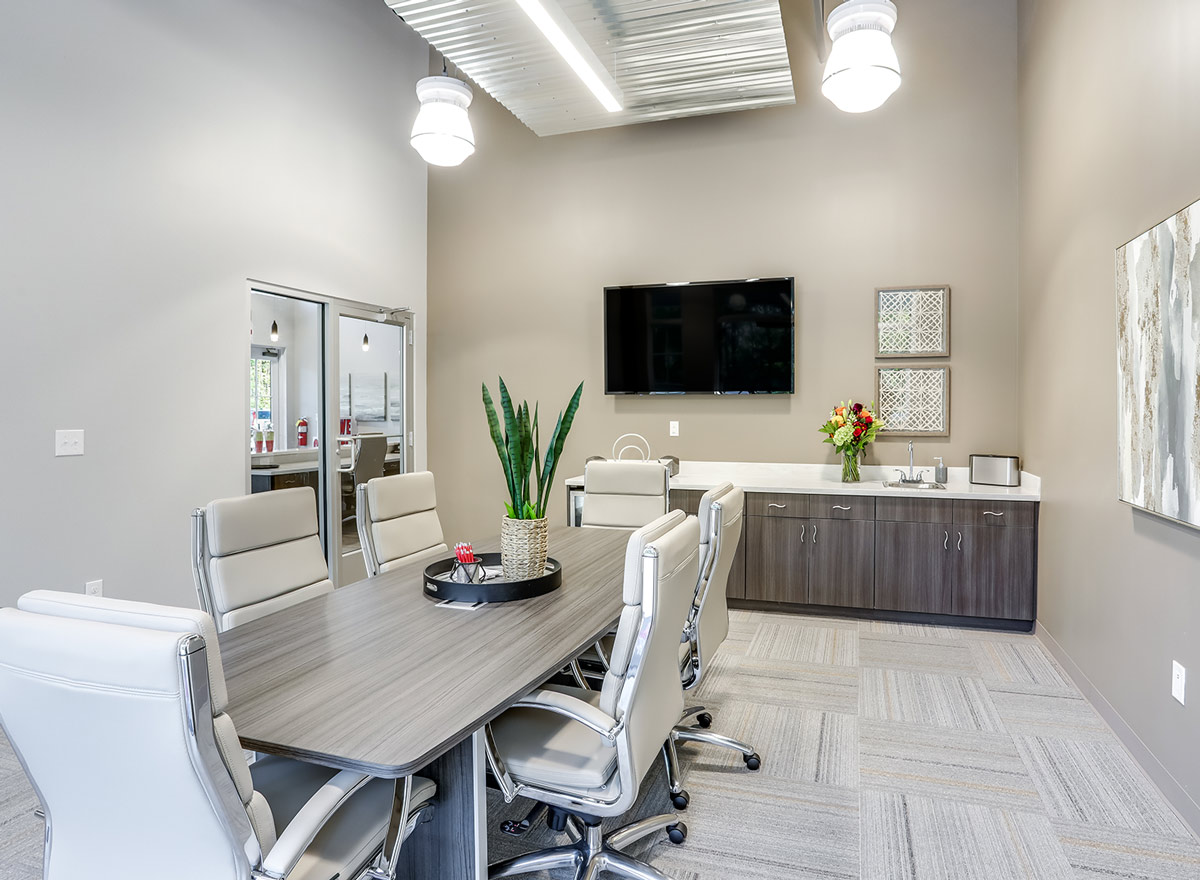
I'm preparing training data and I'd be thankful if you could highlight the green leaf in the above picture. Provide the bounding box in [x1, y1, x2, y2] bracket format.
[498, 377, 526, 513]
[483, 382, 518, 513]
[538, 381, 584, 518]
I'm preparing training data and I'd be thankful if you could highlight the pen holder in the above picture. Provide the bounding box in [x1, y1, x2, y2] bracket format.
[450, 560, 486, 584]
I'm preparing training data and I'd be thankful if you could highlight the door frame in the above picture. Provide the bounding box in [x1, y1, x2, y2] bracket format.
[246, 279, 415, 585]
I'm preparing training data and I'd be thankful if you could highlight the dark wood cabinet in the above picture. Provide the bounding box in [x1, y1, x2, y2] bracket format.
[745, 515, 808, 603]
[875, 521, 954, 614]
[807, 519, 875, 608]
[953, 525, 1035, 619]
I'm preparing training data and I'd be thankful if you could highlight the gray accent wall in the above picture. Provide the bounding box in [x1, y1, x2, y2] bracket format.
[0, 0, 429, 608]
[426, 0, 1020, 544]
[1019, 0, 1200, 827]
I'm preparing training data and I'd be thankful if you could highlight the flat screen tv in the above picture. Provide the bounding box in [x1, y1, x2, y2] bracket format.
[604, 278, 795, 395]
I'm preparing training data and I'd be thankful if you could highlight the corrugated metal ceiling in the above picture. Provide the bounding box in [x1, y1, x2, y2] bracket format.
[386, 0, 795, 136]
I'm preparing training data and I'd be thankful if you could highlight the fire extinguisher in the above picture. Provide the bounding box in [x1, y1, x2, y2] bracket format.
[297, 418, 309, 447]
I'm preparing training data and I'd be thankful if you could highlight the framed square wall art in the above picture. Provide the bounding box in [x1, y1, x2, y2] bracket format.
[876, 366, 950, 436]
[876, 286, 950, 357]
[1116, 197, 1200, 529]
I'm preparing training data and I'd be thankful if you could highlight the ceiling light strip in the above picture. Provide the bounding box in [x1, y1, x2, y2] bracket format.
[513, 0, 624, 112]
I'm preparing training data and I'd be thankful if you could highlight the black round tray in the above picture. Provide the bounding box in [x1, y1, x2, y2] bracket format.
[423, 553, 562, 603]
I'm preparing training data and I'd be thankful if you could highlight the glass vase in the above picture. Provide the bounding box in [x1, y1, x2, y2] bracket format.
[841, 452, 861, 483]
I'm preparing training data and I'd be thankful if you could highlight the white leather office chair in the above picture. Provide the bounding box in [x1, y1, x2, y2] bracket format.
[0, 591, 434, 880]
[356, 471, 449, 577]
[580, 460, 670, 529]
[485, 510, 700, 880]
[660, 483, 761, 811]
[192, 486, 333, 631]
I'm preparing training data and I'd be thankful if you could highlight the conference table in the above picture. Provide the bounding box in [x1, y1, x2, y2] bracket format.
[220, 525, 631, 880]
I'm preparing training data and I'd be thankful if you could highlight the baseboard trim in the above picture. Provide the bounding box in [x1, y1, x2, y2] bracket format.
[1036, 619, 1200, 836]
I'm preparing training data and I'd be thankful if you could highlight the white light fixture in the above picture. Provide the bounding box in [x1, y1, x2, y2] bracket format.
[270, 320, 279, 342]
[514, 0, 624, 112]
[411, 75, 475, 167]
[822, 0, 901, 114]
[362, 334, 370, 352]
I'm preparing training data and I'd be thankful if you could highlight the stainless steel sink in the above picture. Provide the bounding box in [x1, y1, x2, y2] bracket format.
[882, 481, 946, 490]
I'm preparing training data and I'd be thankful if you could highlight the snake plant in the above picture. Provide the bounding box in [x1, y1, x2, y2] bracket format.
[482, 377, 584, 520]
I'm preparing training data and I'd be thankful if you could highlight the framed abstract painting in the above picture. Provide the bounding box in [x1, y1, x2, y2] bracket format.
[1115, 197, 1200, 529]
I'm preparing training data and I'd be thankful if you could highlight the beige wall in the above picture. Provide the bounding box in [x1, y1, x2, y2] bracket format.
[427, 0, 1019, 542]
[1019, 0, 1200, 825]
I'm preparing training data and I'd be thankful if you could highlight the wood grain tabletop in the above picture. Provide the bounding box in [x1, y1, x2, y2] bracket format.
[219, 525, 630, 777]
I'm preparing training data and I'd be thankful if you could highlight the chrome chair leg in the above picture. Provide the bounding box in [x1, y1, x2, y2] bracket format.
[660, 739, 688, 809]
[672, 727, 761, 770]
[606, 814, 682, 851]
[489, 844, 584, 878]
[601, 850, 679, 880]
[488, 809, 686, 880]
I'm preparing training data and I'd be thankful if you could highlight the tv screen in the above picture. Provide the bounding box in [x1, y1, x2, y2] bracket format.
[604, 278, 795, 395]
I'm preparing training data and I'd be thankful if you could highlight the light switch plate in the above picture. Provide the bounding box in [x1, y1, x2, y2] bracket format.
[1173, 661, 1186, 705]
[55, 429, 85, 457]
[669, 421, 679, 437]
[85, 579, 103, 598]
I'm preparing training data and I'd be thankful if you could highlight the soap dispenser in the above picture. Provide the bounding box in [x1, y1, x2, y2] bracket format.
[934, 457, 948, 484]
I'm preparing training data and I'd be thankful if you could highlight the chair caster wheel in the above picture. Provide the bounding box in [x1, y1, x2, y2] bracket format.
[696, 712, 713, 729]
[743, 753, 761, 771]
[667, 823, 688, 845]
[671, 790, 690, 810]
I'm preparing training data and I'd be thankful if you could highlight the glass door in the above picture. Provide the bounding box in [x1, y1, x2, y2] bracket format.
[248, 290, 329, 545]
[331, 310, 413, 583]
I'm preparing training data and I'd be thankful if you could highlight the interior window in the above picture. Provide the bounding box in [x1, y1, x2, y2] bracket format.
[249, 346, 281, 451]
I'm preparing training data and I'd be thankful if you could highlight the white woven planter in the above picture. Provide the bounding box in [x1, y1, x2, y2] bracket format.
[500, 516, 549, 580]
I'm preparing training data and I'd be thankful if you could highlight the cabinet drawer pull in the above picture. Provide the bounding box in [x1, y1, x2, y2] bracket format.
[957, 531, 963, 551]
[944, 530, 949, 550]
[983, 511, 1005, 517]
[800, 524, 806, 543]
[767, 503, 787, 510]
[832, 505, 851, 511]
[812, 524, 818, 544]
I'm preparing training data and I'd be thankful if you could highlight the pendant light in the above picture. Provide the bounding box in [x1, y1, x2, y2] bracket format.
[270, 320, 279, 342]
[410, 62, 475, 167]
[362, 334, 370, 352]
[822, 0, 902, 114]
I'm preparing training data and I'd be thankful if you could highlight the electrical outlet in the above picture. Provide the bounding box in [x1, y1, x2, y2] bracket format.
[85, 579, 103, 598]
[55, 429, 85, 457]
[1172, 661, 1186, 705]
[669, 420, 679, 437]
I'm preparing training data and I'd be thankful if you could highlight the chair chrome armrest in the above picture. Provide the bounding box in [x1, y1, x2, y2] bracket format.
[509, 688, 624, 742]
[255, 769, 372, 879]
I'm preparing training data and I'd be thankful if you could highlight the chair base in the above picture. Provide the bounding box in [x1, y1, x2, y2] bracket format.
[490, 811, 686, 880]
[661, 707, 762, 806]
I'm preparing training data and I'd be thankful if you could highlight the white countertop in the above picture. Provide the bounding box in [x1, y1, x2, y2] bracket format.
[251, 451, 403, 477]
[565, 460, 1041, 502]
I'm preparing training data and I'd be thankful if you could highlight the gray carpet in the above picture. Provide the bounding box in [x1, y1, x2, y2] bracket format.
[2, 610, 1198, 879]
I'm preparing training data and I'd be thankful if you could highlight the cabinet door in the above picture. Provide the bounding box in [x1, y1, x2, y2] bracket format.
[745, 517, 808, 603]
[953, 526, 1035, 620]
[726, 515, 747, 600]
[875, 522, 953, 613]
[807, 519, 874, 608]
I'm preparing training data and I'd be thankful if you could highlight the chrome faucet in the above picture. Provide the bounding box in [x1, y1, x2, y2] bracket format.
[894, 440, 926, 484]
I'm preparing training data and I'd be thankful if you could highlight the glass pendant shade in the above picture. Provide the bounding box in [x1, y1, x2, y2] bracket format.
[822, 0, 901, 114]
[362, 334, 370, 352]
[411, 76, 475, 167]
[270, 320, 279, 342]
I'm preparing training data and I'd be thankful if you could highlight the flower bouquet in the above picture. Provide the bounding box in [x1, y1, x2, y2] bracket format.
[818, 400, 881, 482]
